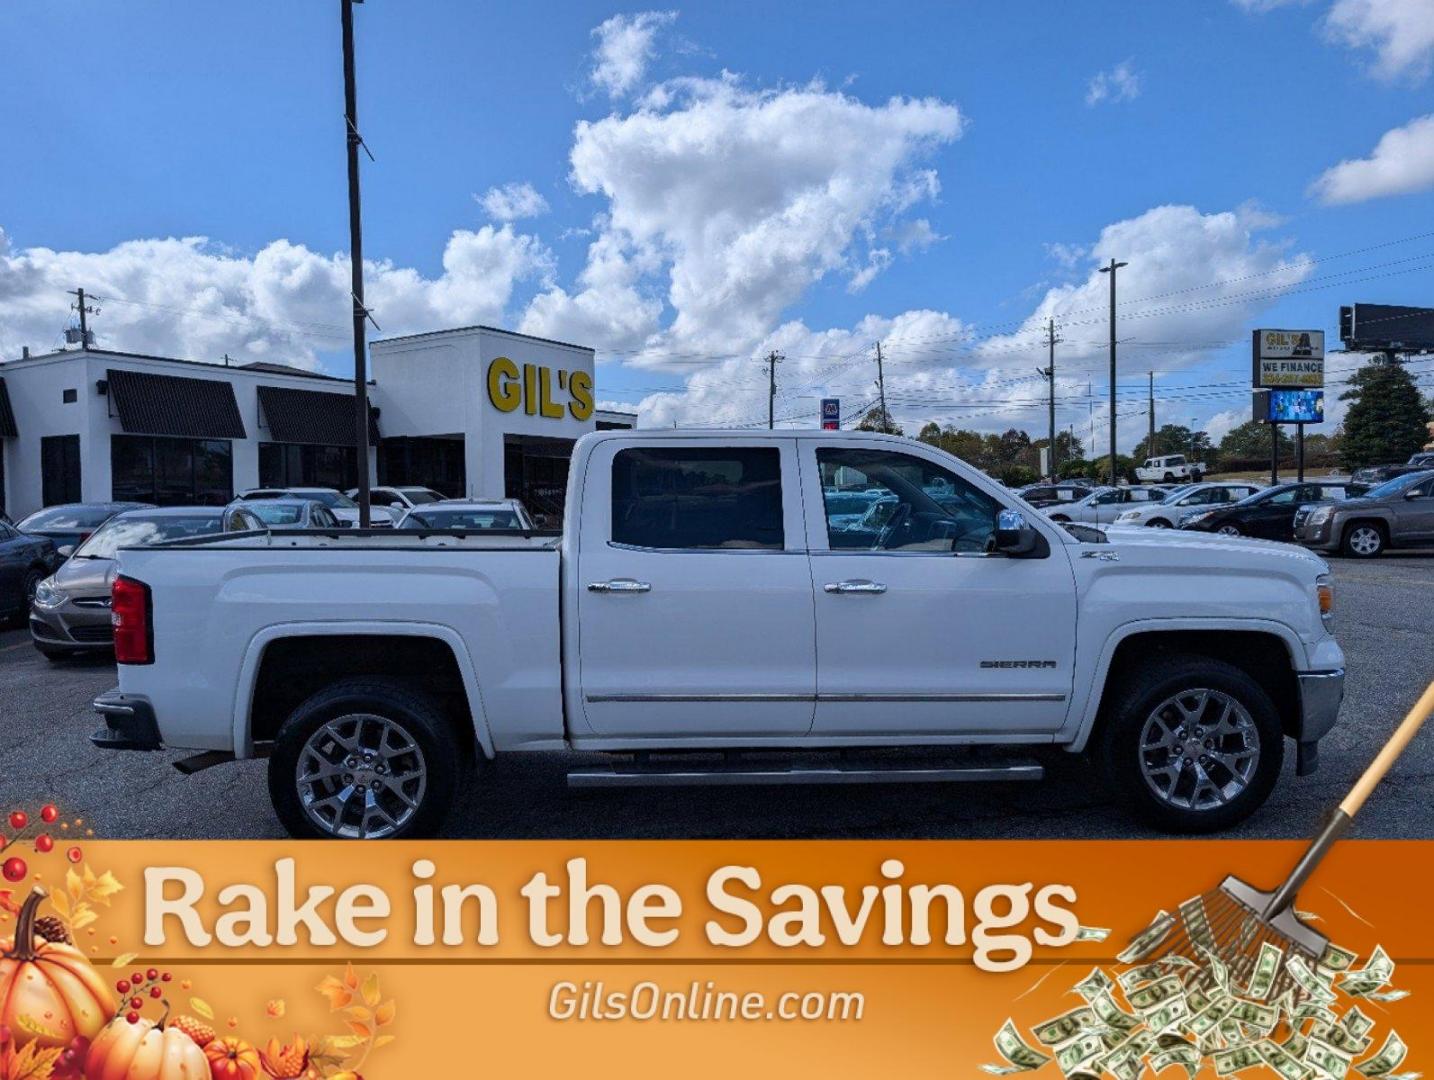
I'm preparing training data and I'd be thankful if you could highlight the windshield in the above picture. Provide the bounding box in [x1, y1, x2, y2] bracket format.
[73, 513, 224, 558]
[249, 503, 305, 525]
[303, 491, 356, 509]
[401, 489, 444, 505]
[18, 505, 123, 531]
[403, 508, 523, 530]
[1159, 485, 1198, 504]
[1363, 472, 1428, 500]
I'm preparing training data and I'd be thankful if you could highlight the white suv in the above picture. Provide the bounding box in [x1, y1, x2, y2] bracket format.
[1135, 454, 1205, 484]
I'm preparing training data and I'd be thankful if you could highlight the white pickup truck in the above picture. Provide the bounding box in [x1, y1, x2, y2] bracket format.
[1135, 454, 1206, 484]
[92, 430, 1344, 838]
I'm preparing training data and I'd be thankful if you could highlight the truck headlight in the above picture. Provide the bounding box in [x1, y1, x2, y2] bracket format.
[1307, 505, 1334, 527]
[1316, 574, 1334, 626]
[33, 578, 68, 610]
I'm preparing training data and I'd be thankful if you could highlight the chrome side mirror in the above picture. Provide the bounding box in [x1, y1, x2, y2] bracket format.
[56, 544, 74, 559]
[993, 509, 1038, 556]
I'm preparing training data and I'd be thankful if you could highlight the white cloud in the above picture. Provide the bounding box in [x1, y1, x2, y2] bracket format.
[589, 10, 677, 98]
[477, 181, 550, 221]
[1310, 113, 1434, 204]
[1229, 0, 1309, 11]
[1045, 242, 1087, 269]
[1085, 60, 1141, 106]
[0, 226, 554, 367]
[1323, 0, 1434, 80]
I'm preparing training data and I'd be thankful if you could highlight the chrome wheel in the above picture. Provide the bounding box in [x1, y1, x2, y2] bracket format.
[1347, 525, 1381, 556]
[1138, 689, 1260, 812]
[1147, 519, 1171, 529]
[295, 713, 428, 838]
[1217, 524, 1241, 536]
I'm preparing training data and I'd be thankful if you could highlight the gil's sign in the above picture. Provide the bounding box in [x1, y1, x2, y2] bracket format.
[1252, 329, 1324, 389]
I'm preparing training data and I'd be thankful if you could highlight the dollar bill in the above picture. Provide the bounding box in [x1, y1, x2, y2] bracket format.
[1200, 945, 1233, 993]
[1258, 1038, 1313, 1080]
[1288, 955, 1339, 1005]
[1075, 925, 1112, 942]
[1340, 947, 1394, 997]
[1246, 941, 1284, 1001]
[1307, 1037, 1354, 1080]
[1186, 985, 1212, 1014]
[1151, 1044, 1201, 1079]
[1312, 1022, 1374, 1057]
[1119, 963, 1169, 992]
[1355, 1032, 1407, 1078]
[1227, 999, 1279, 1033]
[1091, 991, 1141, 1034]
[1128, 975, 1185, 1014]
[985, 1019, 1053, 1074]
[1056, 1033, 1107, 1076]
[1118, 911, 1176, 965]
[1319, 943, 1358, 973]
[1343, 1007, 1376, 1040]
[1214, 1045, 1264, 1076]
[1074, 968, 1114, 1002]
[1282, 1031, 1309, 1060]
[1188, 997, 1237, 1038]
[1146, 997, 1191, 1034]
[1033, 1006, 1099, 1047]
[1294, 1001, 1339, 1028]
[1363, 989, 1409, 1003]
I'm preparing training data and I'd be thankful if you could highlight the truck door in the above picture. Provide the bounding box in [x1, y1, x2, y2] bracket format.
[805, 441, 1077, 737]
[574, 438, 816, 738]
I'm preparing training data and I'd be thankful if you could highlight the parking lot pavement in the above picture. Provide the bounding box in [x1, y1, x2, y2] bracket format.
[1, 553, 1431, 840]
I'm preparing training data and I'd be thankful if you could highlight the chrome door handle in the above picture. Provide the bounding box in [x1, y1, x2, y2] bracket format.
[823, 579, 887, 594]
[588, 578, 652, 593]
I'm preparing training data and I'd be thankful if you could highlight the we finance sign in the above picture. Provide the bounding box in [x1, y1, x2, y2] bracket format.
[1252, 329, 1324, 389]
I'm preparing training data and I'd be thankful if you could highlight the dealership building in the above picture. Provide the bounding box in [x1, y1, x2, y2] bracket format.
[0, 325, 634, 522]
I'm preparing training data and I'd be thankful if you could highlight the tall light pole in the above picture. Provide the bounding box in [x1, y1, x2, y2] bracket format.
[1098, 258, 1127, 483]
[341, 0, 373, 527]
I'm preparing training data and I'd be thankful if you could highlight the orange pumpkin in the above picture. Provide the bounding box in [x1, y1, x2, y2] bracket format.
[85, 1013, 208, 1080]
[204, 1036, 261, 1080]
[0, 888, 115, 1050]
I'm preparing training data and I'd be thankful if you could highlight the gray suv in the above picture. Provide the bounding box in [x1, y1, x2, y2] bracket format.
[1295, 469, 1434, 558]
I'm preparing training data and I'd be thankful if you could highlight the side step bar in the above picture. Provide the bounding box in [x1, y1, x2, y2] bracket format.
[568, 755, 1043, 789]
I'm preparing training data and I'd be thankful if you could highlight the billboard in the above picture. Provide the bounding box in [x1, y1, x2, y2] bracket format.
[1339, 303, 1434, 352]
[820, 398, 840, 430]
[1252, 329, 1324, 388]
[1253, 389, 1324, 424]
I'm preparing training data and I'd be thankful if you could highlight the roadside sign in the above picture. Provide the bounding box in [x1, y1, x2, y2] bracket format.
[1253, 388, 1324, 424]
[1252, 329, 1324, 388]
[820, 398, 840, 430]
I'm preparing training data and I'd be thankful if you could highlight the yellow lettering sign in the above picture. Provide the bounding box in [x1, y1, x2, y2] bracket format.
[486, 356, 522, 413]
[486, 357, 595, 422]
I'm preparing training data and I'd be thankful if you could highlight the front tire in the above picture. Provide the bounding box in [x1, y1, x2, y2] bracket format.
[1096, 654, 1282, 833]
[1216, 524, 1242, 536]
[1340, 522, 1385, 558]
[1146, 518, 1173, 529]
[268, 678, 464, 839]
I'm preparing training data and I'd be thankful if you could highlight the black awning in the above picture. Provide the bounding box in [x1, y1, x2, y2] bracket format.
[0, 378, 16, 438]
[257, 384, 379, 447]
[106, 368, 247, 439]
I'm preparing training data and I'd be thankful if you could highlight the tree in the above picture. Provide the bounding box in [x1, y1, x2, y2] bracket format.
[856, 406, 903, 436]
[1131, 424, 1210, 463]
[1339, 360, 1431, 469]
[1217, 421, 1293, 471]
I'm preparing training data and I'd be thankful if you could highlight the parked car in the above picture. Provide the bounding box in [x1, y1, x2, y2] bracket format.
[1295, 469, 1434, 558]
[0, 520, 59, 625]
[1406, 451, 1434, 468]
[397, 499, 536, 531]
[240, 498, 344, 531]
[1016, 483, 1094, 509]
[236, 488, 396, 528]
[1134, 454, 1205, 484]
[1044, 486, 1172, 525]
[15, 502, 153, 557]
[1350, 464, 1424, 486]
[29, 505, 260, 659]
[1113, 482, 1264, 529]
[94, 429, 1344, 839]
[1181, 482, 1366, 541]
[350, 486, 447, 513]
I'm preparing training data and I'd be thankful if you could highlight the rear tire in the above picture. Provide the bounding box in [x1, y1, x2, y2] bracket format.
[1340, 521, 1385, 558]
[1190, 470, 1203, 482]
[268, 677, 465, 839]
[1146, 519, 1173, 529]
[1096, 653, 1282, 833]
[1162, 472, 1175, 482]
[1216, 524, 1242, 536]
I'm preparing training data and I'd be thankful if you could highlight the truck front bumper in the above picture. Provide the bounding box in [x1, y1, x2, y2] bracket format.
[1293, 668, 1344, 775]
[91, 689, 163, 751]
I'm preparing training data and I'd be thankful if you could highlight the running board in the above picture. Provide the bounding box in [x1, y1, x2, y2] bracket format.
[567, 755, 1043, 789]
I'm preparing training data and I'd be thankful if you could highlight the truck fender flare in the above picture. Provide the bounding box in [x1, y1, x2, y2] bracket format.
[231, 620, 497, 761]
[1065, 617, 1306, 753]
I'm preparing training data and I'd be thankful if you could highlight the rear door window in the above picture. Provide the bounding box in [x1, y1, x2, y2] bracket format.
[611, 447, 784, 550]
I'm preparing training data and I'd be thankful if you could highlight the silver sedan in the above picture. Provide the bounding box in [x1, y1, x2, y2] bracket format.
[1042, 486, 1172, 525]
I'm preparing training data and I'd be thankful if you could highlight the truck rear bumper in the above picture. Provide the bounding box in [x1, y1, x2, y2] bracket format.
[91, 689, 163, 751]
[1293, 668, 1344, 776]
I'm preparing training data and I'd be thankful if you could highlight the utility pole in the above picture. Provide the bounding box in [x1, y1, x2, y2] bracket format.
[1147, 371, 1156, 458]
[1037, 318, 1061, 479]
[765, 350, 783, 429]
[1098, 258, 1128, 484]
[67, 288, 99, 347]
[341, 0, 375, 527]
[875, 341, 888, 431]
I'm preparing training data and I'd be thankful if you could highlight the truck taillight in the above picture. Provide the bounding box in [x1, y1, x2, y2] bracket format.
[112, 576, 153, 665]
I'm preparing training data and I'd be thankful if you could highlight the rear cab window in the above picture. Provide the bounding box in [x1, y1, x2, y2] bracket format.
[609, 446, 786, 550]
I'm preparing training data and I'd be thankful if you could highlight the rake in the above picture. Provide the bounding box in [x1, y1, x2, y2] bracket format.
[1139, 680, 1434, 1003]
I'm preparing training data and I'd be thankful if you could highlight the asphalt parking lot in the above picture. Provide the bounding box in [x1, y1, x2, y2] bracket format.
[0, 553, 1431, 840]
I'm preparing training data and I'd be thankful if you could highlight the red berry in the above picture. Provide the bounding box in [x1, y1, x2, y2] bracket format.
[1, 856, 26, 882]
[129, 997, 143, 1010]
[66, 846, 82, 863]
[149, 986, 162, 999]
[35, 834, 54, 853]
[161, 972, 172, 982]
[131, 972, 143, 986]
[146, 967, 158, 981]
[116, 980, 130, 994]
[40, 805, 58, 824]
[126, 1012, 139, 1024]
[8, 811, 26, 831]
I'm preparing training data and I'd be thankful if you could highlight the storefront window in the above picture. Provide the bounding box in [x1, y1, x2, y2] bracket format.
[378, 437, 466, 499]
[258, 443, 358, 490]
[111, 435, 233, 506]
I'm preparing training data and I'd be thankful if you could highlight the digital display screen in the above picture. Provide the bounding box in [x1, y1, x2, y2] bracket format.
[1267, 389, 1324, 423]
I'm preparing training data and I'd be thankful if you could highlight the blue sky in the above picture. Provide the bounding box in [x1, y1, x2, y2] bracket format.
[1, 0, 1431, 448]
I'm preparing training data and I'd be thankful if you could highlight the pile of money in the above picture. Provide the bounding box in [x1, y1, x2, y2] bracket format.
[983, 904, 1415, 1080]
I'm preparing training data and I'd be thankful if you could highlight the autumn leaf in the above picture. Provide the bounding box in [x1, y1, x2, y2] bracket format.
[46, 891, 69, 920]
[65, 869, 83, 904]
[2, 1041, 64, 1080]
[0, 890, 20, 917]
[316, 975, 353, 1011]
[111, 952, 138, 968]
[373, 1034, 396, 1050]
[373, 999, 395, 1027]
[86, 869, 124, 905]
[344, 1020, 372, 1040]
[342, 963, 359, 990]
[360, 972, 381, 1008]
[190, 997, 215, 1021]
[266, 999, 286, 1019]
[70, 908, 98, 931]
[342, 1006, 371, 1025]
[321, 1035, 366, 1053]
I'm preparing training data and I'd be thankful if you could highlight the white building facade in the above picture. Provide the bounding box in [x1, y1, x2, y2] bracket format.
[0, 325, 633, 522]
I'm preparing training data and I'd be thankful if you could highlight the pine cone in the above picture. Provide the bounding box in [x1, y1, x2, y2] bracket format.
[33, 915, 70, 944]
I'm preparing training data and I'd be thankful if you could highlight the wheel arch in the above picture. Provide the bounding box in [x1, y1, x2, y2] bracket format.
[235, 622, 495, 761]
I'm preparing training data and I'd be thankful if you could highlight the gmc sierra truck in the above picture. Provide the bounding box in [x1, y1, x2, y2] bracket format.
[91, 430, 1345, 839]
